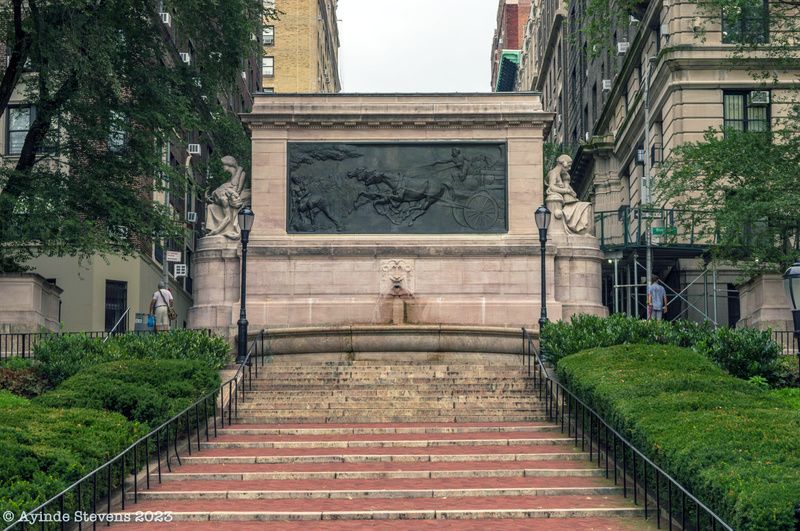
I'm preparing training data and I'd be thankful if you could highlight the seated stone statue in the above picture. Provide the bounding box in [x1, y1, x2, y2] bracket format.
[545, 155, 593, 235]
[203, 155, 252, 239]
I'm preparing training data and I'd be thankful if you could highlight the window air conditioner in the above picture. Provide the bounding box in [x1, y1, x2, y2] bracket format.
[187, 143, 201, 155]
[660, 24, 670, 37]
[241, 71, 247, 81]
[160, 12, 171, 26]
[749, 91, 770, 106]
[617, 42, 630, 55]
[180, 52, 191, 64]
[186, 211, 197, 223]
[602, 79, 612, 91]
[174, 264, 187, 278]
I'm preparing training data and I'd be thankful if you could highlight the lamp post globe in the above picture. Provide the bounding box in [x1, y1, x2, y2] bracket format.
[237, 206, 255, 364]
[535, 205, 551, 331]
[783, 260, 800, 375]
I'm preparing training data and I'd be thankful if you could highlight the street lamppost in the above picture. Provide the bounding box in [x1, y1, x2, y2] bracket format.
[535, 205, 552, 331]
[236, 206, 255, 364]
[782, 259, 800, 375]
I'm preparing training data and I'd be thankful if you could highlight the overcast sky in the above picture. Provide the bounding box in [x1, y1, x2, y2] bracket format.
[337, 0, 498, 93]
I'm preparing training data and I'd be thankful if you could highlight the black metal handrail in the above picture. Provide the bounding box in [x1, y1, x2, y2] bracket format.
[522, 327, 732, 530]
[0, 329, 212, 360]
[4, 330, 268, 531]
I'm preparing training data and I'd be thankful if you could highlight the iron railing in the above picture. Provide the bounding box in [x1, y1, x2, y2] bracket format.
[3, 330, 268, 531]
[594, 206, 713, 251]
[0, 329, 211, 360]
[522, 328, 732, 530]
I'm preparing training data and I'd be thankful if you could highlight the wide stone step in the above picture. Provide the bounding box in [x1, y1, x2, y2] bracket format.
[210, 430, 562, 442]
[160, 460, 605, 481]
[232, 410, 548, 418]
[130, 476, 623, 501]
[116, 495, 643, 521]
[240, 397, 541, 405]
[250, 377, 535, 384]
[231, 415, 551, 424]
[216, 422, 558, 435]
[114, 517, 652, 530]
[178, 445, 589, 465]
[199, 436, 573, 450]
[245, 391, 539, 398]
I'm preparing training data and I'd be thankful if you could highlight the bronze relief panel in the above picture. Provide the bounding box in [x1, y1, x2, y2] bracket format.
[287, 142, 508, 234]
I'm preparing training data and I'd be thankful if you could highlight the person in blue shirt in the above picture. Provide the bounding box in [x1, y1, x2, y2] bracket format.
[647, 275, 668, 320]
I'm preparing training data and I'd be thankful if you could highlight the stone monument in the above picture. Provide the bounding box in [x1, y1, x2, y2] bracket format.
[188, 94, 606, 347]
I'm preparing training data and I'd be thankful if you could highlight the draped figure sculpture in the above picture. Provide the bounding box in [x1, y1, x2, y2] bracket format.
[545, 155, 594, 235]
[202, 155, 252, 239]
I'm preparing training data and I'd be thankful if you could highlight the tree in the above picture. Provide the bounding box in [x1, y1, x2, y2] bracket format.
[0, 0, 272, 271]
[656, 126, 800, 276]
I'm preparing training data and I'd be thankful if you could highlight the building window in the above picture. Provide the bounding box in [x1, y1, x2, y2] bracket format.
[722, 0, 768, 43]
[263, 25, 274, 45]
[6, 105, 33, 155]
[262, 56, 274, 77]
[723, 91, 770, 132]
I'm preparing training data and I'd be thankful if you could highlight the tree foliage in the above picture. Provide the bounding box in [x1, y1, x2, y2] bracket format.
[656, 126, 800, 275]
[0, 0, 272, 271]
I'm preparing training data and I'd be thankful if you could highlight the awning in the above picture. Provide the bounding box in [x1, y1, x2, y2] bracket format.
[495, 50, 521, 92]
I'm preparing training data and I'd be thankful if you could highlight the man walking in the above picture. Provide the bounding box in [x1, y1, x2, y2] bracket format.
[647, 275, 668, 321]
[149, 281, 174, 331]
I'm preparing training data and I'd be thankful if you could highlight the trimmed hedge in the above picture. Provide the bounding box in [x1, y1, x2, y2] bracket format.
[34, 330, 230, 386]
[541, 314, 786, 382]
[0, 391, 143, 517]
[557, 344, 800, 531]
[35, 359, 220, 427]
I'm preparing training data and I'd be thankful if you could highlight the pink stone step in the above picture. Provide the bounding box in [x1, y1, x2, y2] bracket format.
[117, 493, 642, 517]
[115, 517, 654, 530]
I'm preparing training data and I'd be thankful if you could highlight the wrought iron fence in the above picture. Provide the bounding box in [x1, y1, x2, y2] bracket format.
[3, 330, 268, 531]
[0, 329, 211, 360]
[522, 328, 732, 530]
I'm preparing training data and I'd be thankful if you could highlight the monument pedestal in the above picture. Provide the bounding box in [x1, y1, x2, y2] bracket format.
[188, 94, 606, 339]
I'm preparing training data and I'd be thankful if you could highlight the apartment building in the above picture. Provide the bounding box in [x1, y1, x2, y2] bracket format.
[0, 8, 260, 332]
[491, 0, 532, 91]
[262, 0, 341, 93]
[504, 0, 798, 329]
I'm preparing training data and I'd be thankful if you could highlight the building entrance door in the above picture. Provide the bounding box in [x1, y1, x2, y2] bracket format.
[105, 280, 128, 332]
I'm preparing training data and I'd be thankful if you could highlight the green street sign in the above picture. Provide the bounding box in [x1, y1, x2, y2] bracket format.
[651, 226, 677, 236]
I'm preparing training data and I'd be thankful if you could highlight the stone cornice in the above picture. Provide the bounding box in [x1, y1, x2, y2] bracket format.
[241, 93, 554, 132]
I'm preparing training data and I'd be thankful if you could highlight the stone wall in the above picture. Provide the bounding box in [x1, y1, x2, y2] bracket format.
[189, 94, 607, 337]
[0, 274, 62, 333]
[737, 274, 793, 331]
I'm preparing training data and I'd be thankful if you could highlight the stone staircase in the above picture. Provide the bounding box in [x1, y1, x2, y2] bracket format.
[118, 356, 651, 529]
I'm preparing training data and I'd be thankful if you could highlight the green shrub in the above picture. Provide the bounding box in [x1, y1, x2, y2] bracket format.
[0, 367, 50, 398]
[0, 390, 143, 517]
[541, 314, 782, 381]
[35, 359, 220, 427]
[34, 330, 230, 386]
[557, 344, 800, 531]
[0, 357, 36, 370]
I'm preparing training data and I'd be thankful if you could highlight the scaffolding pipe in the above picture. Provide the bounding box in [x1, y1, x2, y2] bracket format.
[614, 259, 620, 314]
[633, 252, 640, 318]
[712, 265, 719, 328]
